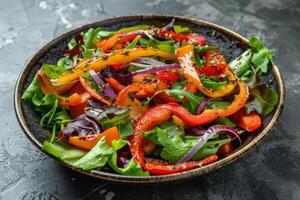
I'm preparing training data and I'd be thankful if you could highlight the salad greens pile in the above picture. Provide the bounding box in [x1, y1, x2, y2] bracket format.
[22, 20, 279, 176]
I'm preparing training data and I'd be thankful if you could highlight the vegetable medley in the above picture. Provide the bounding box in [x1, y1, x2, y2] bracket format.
[22, 20, 279, 176]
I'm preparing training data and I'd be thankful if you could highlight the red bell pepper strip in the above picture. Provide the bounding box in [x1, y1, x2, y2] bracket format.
[130, 81, 249, 169]
[156, 71, 180, 85]
[144, 155, 218, 175]
[118, 33, 140, 44]
[177, 45, 237, 98]
[160, 30, 206, 46]
[79, 76, 111, 105]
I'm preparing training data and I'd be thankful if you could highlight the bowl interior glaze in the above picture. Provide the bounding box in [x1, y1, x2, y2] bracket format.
[14, 15, 285, 184]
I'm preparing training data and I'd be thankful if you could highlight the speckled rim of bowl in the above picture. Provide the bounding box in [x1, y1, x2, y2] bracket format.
[14, 14, 285, 184]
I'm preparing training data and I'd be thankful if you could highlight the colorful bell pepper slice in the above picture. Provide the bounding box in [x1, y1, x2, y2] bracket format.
[177, 45, 237, 98]
[52, 47, 177, 85]
[67, 127, 120, 150]
[79, 76, 111, 105]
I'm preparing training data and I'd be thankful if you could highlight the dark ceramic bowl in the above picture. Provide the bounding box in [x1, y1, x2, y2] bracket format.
[14, 15, 285, 184]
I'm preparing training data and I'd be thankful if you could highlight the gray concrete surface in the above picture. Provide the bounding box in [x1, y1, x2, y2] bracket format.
[0, 0, 300, 199]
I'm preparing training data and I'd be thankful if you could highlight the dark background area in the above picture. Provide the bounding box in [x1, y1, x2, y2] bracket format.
[1, 0, 300, 199]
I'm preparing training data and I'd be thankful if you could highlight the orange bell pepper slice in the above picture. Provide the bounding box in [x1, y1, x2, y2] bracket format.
[176, 45, 237, 97]
[96, 33, 120, 52]
[79, 76, 111, 105]
[37, 70, 60, 97]
[52, 47, 177, 85]
[115, 83, 148, 114]
[231, 108, 262, 132]
[60, 93, 90, 107]
[68, 127, 120, 150]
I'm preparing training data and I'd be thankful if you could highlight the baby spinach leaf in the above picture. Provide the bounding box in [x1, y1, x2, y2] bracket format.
[108, 139, 149, 176]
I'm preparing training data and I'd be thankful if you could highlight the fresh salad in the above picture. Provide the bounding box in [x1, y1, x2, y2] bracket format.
[22, 19, 279, 176]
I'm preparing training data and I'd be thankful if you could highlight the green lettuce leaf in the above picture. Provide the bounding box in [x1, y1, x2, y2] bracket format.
[82, 27, 102, 49]
[246, 85, 278, 116]
[108, 139, 149, 176]
[126, 35, 141, 49]
[43, 137, 113, 171]
[42, 64, 68, 79]
[173, 25, 190, 33]
[144, 122, 230, 163]
[72, 137, 113, 170]
[22, 76, 40, 101]
[229, 49, 252, 77]
[164, 89, 204, 113]
[117, 25, 150, 33]
[201, 76, 227, 90]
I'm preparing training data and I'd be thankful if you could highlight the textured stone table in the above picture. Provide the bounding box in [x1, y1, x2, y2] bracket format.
[1, 0, 299, 199]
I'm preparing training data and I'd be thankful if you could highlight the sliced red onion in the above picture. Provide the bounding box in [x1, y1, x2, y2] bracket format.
[89, 70, 105, 86]
[89, 70, 116, 100]
[196, 98, 222, 114]
[129, 62, 152, 69]
[135, 57, 165, 65]
[162, 18, 175, 30]
[177, 125, 241, 164]
[103, 87, 116, 100]
[130, 63, 180, 76]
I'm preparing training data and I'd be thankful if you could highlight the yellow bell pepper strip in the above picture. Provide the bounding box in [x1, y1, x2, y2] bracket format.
[176, 45, 237, 97]
[52, 47, 177, 85]
[129, 80, 248, 169]
[79, 76, 111, 105]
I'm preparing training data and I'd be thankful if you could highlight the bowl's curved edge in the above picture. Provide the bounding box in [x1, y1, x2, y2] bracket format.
[14, 14, 285, 184]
